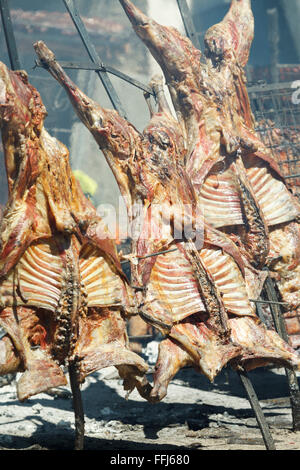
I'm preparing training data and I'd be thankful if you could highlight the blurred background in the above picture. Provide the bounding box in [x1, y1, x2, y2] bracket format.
[0, 0, 299, 224]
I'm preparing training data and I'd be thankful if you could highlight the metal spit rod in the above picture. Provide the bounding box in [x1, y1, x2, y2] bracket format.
[237, 369, 276, 451]
[0, 0, 21, 70]
[0, 0, 293, 452]
[63, 0, 127, 118]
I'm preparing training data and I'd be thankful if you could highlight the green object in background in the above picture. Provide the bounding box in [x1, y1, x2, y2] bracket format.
[73, 169, 98, 196]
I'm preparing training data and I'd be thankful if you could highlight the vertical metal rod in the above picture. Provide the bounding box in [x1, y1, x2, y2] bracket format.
[264, 277, 287, 339]
[264, 276, 300, 431]
[237, 369, 276, 450]
[176, 0, 201, 50]
[267, 8, 280, 84]
[69, 361, 85, 450]
[63, 0, 127, 118]
[0, 0, 21, 70]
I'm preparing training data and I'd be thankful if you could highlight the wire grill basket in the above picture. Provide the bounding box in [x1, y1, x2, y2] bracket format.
[248, 81, 300, 199]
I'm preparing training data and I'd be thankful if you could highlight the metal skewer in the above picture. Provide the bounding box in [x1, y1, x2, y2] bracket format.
[0, 0, 21, 70]
[237, 368, 276, 450]
[63, 0, 127, 118]
[34, 59, 154, 97]
[59, 0, 132, 450]
[68, 360, 85, 451]
[176, 0, 201, 50]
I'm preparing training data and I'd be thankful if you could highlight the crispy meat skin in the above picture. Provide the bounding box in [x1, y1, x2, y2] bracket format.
[35, 40, 300, 401]
[0, 63, 150, 401]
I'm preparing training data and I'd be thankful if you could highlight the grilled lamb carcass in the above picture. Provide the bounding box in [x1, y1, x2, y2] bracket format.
[119, 0, 300, 359]
[34, 42, 300, 401]
[0, 62, 150, 401]
[252, 121, 300, 348]
[119, 0, 300, 273]
[34, 45, 241, 378]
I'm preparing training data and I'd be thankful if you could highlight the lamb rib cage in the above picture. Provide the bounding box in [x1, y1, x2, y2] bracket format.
[1, 0, 300, 451]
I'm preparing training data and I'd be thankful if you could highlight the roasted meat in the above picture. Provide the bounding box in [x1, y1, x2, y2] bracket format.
[257, 120, 300, 196]
[35, 41, 300, 402]
[119, 0, 300, 270]
[267, 218, 300, 349]
[0, 62, 150, 401]
[119, 0, 300, 359]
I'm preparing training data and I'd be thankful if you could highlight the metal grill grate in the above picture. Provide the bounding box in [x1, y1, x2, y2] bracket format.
[248, 82, 300, 199]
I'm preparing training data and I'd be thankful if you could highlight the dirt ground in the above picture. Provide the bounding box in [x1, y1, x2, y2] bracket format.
[0, 360, 300, 453]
